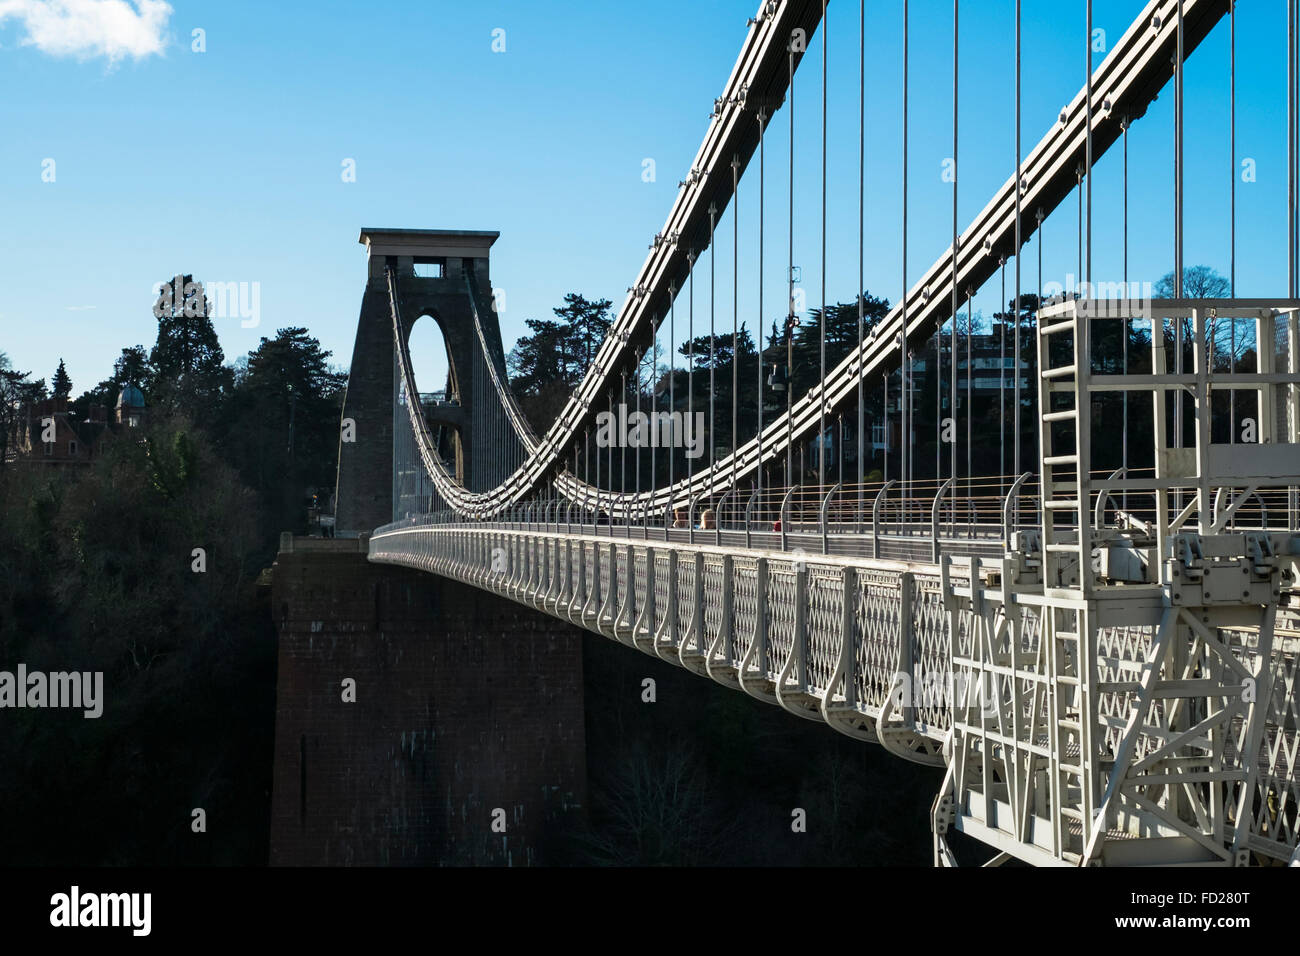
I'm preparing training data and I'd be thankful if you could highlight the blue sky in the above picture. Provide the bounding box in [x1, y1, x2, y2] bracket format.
[0, 0, 1289, 397]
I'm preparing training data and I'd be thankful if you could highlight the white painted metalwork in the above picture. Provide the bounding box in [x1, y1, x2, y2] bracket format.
[371, 297, 1299, 866]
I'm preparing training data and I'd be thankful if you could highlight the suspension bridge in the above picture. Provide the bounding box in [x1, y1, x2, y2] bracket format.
[329, 0, 1300, 866]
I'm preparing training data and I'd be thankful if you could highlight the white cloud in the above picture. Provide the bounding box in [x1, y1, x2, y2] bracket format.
[65, 304, 96, 310]
[0, 0, 172, 63]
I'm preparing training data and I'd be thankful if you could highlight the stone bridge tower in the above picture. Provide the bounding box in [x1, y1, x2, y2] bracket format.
[334, 228, 515, 536]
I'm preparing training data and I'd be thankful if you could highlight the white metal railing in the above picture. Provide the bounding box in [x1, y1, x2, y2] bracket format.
[368, 517, 1300, 866]
[369, 518, 967, 758]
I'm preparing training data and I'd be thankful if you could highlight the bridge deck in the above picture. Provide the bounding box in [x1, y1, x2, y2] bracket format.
[367, 516, 1300, 866]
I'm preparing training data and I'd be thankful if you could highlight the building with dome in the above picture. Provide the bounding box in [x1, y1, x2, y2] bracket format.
[10, 384, 147, 466]
[115, 384, 146, 428]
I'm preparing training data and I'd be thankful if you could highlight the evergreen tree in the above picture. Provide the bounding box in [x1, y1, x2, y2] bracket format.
[508, 293, 614, 432]
[220, 327, 346, 534]
[0, 354, 40, 464]
[50, 359, 72, 400]
[148, 274, 233, 413]
[507, 318, 571, 394]
[789, 295, 891, 398]
[113, 345, 150, 388]
[554, 293, 613, 372]
[73, 345, 151, 420]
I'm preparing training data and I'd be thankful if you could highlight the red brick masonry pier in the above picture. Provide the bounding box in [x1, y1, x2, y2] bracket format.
[269, 536, 586, 865]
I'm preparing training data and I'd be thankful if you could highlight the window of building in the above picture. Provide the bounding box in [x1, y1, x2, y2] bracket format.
[68, 440, 77, 457]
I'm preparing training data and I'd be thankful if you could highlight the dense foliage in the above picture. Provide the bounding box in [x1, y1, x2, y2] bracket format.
[0, 285, 346, 864]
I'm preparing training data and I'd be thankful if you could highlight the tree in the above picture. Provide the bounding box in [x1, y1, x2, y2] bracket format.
[50, 359, 72, 400]
[669, 327, 760, 460]
[219, 327, 347, 537]
[679, 330, 753, 371]
[507, 318, 571, 394]
[508, 293, 614, 432]
[0, 410, 272, 865]
[509, 293, 613, 391]
[554, 293, 613, 372]
[0, 354, 29, 464]
[980, 293, 1046, 477]
[21, 378, 47, 405]
[73, 345, 152, 421]
[575, 742, 736, 865]
[1154, 265, 1237, 374]
[1154, 265, 1231, 299]
[149, 275, 233, 413]
[788, 295, 891, 399]
[765, 318, 784, 363]
[113, 345, 150, 388]
[0, 355, 46, 465]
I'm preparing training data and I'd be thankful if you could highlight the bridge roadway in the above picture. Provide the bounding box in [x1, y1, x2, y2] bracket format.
[366, 500, 1300, 867]
[368, 511, 985, 752]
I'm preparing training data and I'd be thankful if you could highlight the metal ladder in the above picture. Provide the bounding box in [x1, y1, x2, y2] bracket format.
[1036, 302, 1099, 862]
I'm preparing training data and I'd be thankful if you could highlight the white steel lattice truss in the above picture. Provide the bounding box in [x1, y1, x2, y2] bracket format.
[369, 298, 1300, 867]
[369, 512, 1300, 867]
